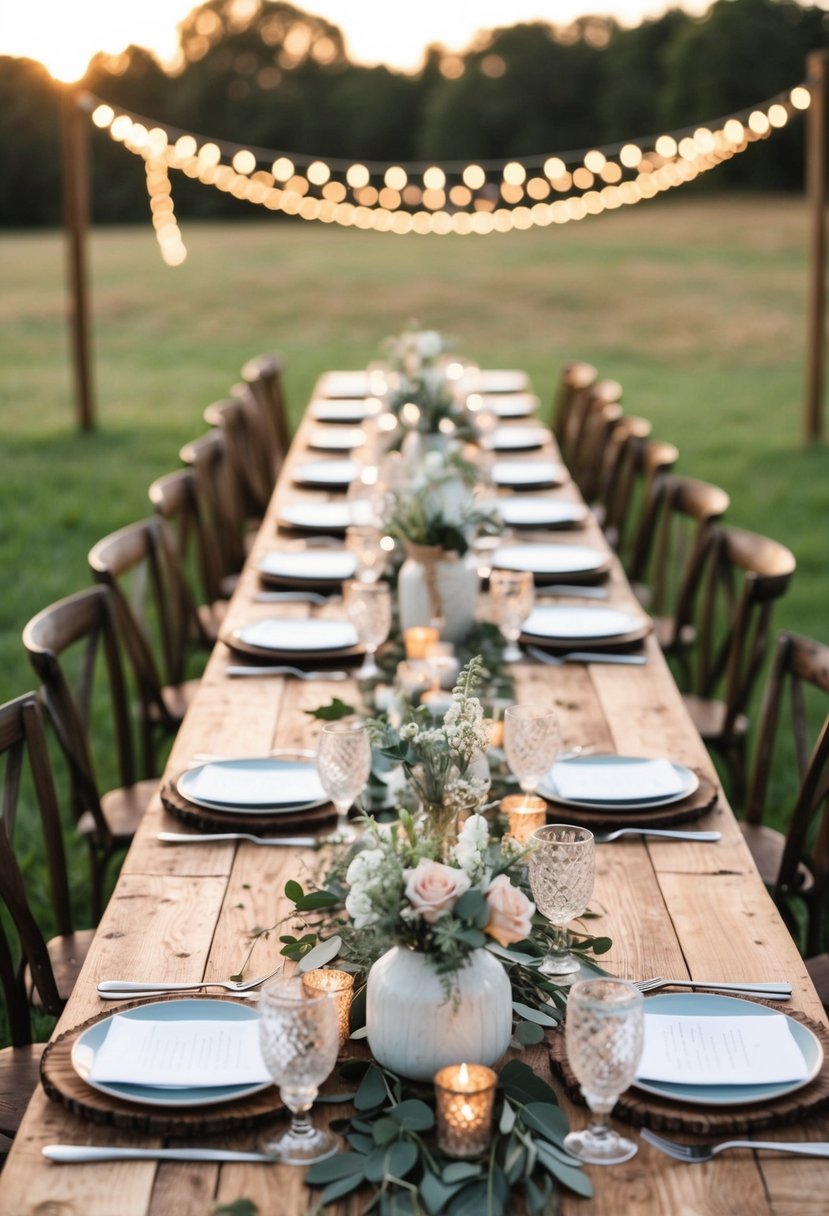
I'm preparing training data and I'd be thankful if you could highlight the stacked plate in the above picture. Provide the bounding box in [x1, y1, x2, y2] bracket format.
[539, 754, 699, 812]
[316, 370, 373, 398]
[307, 426, 366, 451]
[467, 369, 530, 394]
[278, 500, 374, 533]
[177, 756, 327, 815]
[492, 497, 587, 529]
[520, 604, 650, 648]
[492, 543, 609, 581]
[258, 549, 356, 587]
[479, 392, 539, 419]
[291, 459, 358, 489]
[491, 425, 551, 452]
[226, 617, 359, 660]
[310, 398, 374, 424]
[492, 460, 566, 489]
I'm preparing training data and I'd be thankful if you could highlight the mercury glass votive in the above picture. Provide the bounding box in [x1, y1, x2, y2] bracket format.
[302, 969, 354, 1048]
[434, 1063, 498, 1158]
[403, 626, 441, 660]
[501, 794, 548, 845]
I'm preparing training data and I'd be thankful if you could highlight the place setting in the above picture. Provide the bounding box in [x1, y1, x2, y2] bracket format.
[490, 423, 553, 452]
[519, 601, 653, 653]
[290, 457, 360, 490]
[309, 396, 377, 423]
[307, 425, 367, 452]
[257, 547, 357, 590]
[491, 540, 612, 584]
[277, 498, 376, 534]
[475, 391, 540, 419]
[491, 495, 589, 530]
[492, 457, 568, 490]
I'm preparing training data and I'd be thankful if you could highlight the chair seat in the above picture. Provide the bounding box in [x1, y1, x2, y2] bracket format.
[0, 1044, 46, 1139]
[682, 695, 749, 742]
[806, 955, 829, 1011]
[150, 678, 201, 727]
[78, 777, 158, 843]
[739, 822, 814, 893]
[26, 928, 95, 1008]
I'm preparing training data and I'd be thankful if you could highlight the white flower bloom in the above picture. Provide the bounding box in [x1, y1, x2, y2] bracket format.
[417, 330, 444, 360]
[345, 886, 379, 929]
[345, 848, 385, 888]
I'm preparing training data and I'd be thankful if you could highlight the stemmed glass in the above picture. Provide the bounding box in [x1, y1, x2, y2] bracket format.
[503, 704, 561, 798]
[343, 579, 392, 680]
[489, 569, 534, 662]
[258, 975, 340, 1164]
[345, 524, 388, 584]
[528, 824, 595, 975]
[316, 719, 372, 841]
[563, 978, 645, 1165]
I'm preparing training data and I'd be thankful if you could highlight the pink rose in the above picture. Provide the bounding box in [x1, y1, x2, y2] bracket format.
[484, 875, 535, 947]
[404, 858, 471, 924]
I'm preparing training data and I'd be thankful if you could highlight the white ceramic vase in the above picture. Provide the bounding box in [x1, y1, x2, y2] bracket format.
[397, 551, 479, 644]
[366, 946, 513, 1081]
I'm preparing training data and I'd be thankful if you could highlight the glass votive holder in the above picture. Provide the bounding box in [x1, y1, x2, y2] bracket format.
[403, 626, 440, 660]
[501, 794, 548, 845]
[434, 1063, 497, 1158]
[396, 660, 432, 702]
[424, 644, 460, 690]
[301, 969, 354, 1049]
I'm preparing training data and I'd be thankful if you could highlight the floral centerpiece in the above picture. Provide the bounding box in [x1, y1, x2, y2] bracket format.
[381, 322, 471, 438]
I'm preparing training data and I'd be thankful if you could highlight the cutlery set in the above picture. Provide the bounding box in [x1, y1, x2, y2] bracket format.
[224, 665, 349, 679]
[525, 644, 646, 667]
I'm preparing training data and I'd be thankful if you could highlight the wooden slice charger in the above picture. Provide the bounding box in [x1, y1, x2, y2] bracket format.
[520, 619, 652, 652]
[161, 775, 337, 834]
[221, 631, 364, 666]
[40, 996, 284, 1136]
[549, 1004, 829, 1133]
[542, 771, 718, 831]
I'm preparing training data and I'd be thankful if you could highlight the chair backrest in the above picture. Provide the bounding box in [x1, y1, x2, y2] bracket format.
[744, 632, 829, 955]
[559, 376, 623, 471]
[569, 400, 624, 502]
[551, 360, 596, 451]
[88, 515, 207, 696]
[680, 525, 797, 736]
[179, 429, 247, 580]
[602, 435, 679, 560]
[23, 585, 151, 824]
[148, 467, 225, 610]
[629, 474, 731, 630]
[203, 395, 273, 518]
[0, 694, 73, 1042]
[240, 351, 290, 464]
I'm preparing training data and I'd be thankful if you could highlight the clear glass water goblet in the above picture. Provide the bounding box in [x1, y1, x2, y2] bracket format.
[258, 975, 340, 1164]
[489, 568, 534, 662]
[528, 824, 595, 975]
[563, 978, 645, 1165]
[345, 524, 388, 584]
[343, 579, 392, 679]
[316, 718, 372, 841]
[503, 704, 561, 797]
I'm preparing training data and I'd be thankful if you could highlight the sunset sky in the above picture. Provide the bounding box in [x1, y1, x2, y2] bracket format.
[1, 0, 718, 80]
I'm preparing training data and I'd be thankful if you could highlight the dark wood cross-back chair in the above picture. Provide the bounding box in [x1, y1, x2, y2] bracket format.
[601, 435, 679, 562]
[740, 631, 829, 958]
[179, 429, 248, 590]
[627, 474, 731, 675]
[148, 467, 227, 642]
[569, 399, 624, 503]
[558, 376, 623, 471]
[203, 394, 274, 520]
[240, 351, 290, 468]
[591, 414, 651, 525]
[23, 586, 160, 919]
[677, 525, 797, 806]
[88, 515, 208, 731]
[550, 360, 596, 453]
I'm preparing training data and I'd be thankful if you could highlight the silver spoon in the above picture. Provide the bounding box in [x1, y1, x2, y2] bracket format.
[594, 827, 721, 843]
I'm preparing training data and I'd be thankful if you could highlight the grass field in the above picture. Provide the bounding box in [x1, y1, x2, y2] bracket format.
[1, 193, 828, 974]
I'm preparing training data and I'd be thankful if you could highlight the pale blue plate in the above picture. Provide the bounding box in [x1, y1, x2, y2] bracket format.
[72, 998, 273, 1108]
[538, 755, 699, 812]
[634, 992, 823, 1106]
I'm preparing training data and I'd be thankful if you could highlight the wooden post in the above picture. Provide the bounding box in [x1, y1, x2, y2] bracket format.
[805, 49, 829, 444]
[60, 84, 95, 431]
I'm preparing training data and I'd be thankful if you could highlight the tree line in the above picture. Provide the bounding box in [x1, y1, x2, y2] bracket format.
[0, 0, 826, 227]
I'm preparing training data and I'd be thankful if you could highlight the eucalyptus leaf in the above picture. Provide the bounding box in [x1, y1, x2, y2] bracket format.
[371, 1116, 402, 1146]
[524, 1174, 553, 1216]
[441, 1162, 482, 1185]
[293, 890, 341, 912]
[346, 1132, 375, 1153]
[505, 1143, 526, 1186]
[306, 1152, 366, 1184]
[499, 1060, 560, 1108]
[485, 943, 539, 966]
[514, 1020, 545, 1046]
[320, 1173, 368, 1206]
[511, 1000, 559, 1027]
[304, 697, 357, 720]
[386, 1139, 419, 1179]
[315, 1091, 358, 1104]
[499, 1100, 516, 1136]
[521, 1102, 570, 1146]
[212, 1202, 259, 1216]
[354, 1064, 389, 1111]
[297, 934, 343, 971]
[283, 879, 304, 902]
[535, 1143, 594, 1198]
[389, 1098, 435, 1132]
[421, 1170, 465, 1216]
[349, 1026, 369, 1040]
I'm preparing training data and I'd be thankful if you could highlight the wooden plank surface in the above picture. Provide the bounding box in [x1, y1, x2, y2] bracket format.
[3, 376, 828, 1216]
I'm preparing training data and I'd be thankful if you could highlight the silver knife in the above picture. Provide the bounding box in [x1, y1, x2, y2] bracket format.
[535, 584, 609, 599]
[43, 1145, 274, 1164]
[157, 832, 318, 846]
[225, 666, 349, 680]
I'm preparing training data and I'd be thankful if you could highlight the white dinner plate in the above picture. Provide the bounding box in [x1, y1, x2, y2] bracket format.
[480, 393, 539, 419]
[493, 460, 566, 489]
[538, 755, 699, 810]
[178, 757, 327, 813]
[469, 369, 530, 394]
[292, 459, 358, 489]
[258, 550, 356, 583]
[310, 398, 374, 423]
[495, 498, 587, 529]
[278, 501, 373, 532]
[492, 425, 552, 452]
[521, 604, 646, 641]
[232, 618, 359, 653]
[308, 426, 366, 451]
[633, 993, 823, 1107]
[71, 999, 273, 1109]
[317, 370, 372, 398]
[492, 543, 607, 576]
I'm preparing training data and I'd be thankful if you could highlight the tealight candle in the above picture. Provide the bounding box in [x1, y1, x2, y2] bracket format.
[434, 1063, 497, 1158]
[501, 794, 548, 845]
[301, 969, 354, 1048]
[424, 646, 461, 690]
[403, 626, 440, 660]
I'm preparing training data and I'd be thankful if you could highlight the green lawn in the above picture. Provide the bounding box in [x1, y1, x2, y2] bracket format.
[1, 193, 828, 966]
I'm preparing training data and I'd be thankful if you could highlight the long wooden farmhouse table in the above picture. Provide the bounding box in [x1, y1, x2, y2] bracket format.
[3, 373, 828, 1216]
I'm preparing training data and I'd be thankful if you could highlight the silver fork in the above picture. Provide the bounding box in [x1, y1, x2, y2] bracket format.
[158, 832, 319, 847]
[594, 828, 721, 843]
[634, 976, 792, 998]
[225, 666, 349, 679]
[97, 963, 283, 996]
[253, 591, 339, 605]
[641, 1128, 829, 1162]
[525, 645, 646, 666]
